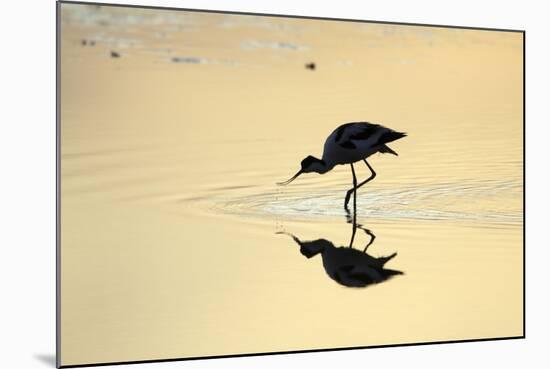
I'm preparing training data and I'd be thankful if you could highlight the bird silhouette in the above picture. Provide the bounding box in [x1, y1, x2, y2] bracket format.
[277, 221, 403, 288]
[278, 122, 406, 210]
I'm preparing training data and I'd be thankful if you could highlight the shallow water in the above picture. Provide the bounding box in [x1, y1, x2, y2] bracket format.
[59, 4, 523, 366]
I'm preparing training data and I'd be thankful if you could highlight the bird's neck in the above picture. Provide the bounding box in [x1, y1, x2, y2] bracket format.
[311, 160, 333, 174]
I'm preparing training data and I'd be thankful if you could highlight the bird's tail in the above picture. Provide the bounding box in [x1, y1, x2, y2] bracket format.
[381, 130, 407, 144]
[384, 268, 404, 276]
[379, 144, 398, 156]
[381, 251, 397, 261]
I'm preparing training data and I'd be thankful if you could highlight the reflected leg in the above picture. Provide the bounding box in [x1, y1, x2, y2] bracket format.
[360, 227, 376, 252]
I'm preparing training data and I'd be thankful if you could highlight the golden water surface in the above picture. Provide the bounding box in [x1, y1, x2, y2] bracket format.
[59, 4, 523, 366]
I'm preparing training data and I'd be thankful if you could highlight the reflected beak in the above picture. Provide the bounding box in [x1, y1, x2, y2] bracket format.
[277, 169, 303, 186]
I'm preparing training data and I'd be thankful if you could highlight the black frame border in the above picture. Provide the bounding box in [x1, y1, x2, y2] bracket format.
[56, 1, 526, 367]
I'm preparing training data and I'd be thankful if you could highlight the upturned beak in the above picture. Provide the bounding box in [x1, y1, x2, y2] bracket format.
[277, 169, 303, 185]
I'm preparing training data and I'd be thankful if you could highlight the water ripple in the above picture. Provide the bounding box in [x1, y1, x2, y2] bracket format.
[199, 179, 522, 227]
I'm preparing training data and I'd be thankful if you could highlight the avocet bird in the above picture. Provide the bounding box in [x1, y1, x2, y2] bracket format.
[277, 122, 406, 209]
[277, 227, 403, 288]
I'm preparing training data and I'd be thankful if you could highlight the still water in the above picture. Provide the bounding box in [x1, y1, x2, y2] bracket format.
[60, 4, 523, 366]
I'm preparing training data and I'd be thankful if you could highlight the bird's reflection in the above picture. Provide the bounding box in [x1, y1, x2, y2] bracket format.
[277, 215, 403, 288]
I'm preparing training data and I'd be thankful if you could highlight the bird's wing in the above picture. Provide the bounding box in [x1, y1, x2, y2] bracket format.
[333, 122, 384, 149]
[337, 122, 407, 151]
[333, 122, 380, 143]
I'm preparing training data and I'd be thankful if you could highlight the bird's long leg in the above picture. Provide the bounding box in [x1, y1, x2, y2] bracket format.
[345, 207, 353, 223]
[361, 228, 376, 253]
[348, 163, 358, 247]
[344, 159, 377, 209]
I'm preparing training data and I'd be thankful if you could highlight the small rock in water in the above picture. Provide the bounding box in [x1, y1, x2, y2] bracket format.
[81, 39, 96, 46]
[110, 51, 121, 58]
[305, 62, 316, 70]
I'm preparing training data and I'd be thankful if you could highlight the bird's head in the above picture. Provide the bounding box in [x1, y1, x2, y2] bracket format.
[276, 231, 328, 258]
[299, 239, 329, 258]
[277, 156, 328, 185]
